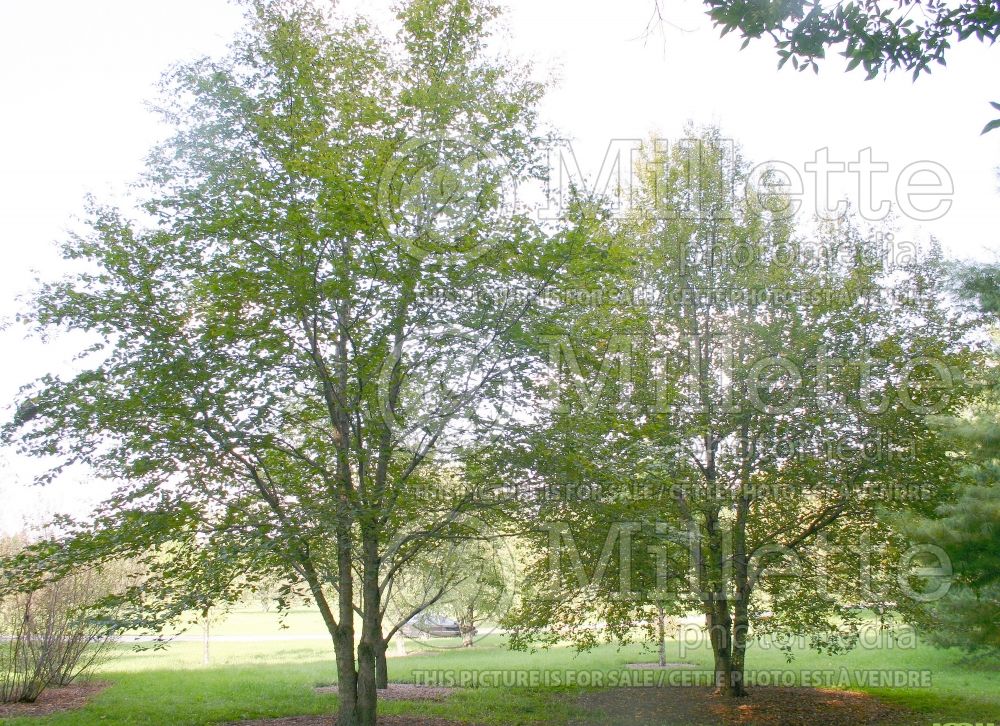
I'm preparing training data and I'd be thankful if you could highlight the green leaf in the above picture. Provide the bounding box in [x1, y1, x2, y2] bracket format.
[980, 118, 1000, 135]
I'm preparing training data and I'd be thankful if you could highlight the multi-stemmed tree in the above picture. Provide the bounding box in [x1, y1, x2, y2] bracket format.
[502, 128, 982, 696]
[0, 1, 586, 723]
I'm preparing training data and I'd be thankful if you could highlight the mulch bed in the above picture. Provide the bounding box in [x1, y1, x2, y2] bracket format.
[0, 681, 111, 718]
[625, 662, 697, 669]
[570, 686, 915, 725]
[314, 684, 459, 701]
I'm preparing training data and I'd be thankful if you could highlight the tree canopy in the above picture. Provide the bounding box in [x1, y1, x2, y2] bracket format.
[0, 0, 996, 720]
[497, 128, 983, 696]
[895, 264, 1000, 652]
[0, 0, 591, 723]
[691, 0, 1000, 132]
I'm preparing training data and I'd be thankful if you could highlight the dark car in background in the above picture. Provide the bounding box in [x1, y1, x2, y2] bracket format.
[400, 613, 468, 639]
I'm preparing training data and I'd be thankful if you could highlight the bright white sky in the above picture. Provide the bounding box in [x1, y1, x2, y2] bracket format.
[1, 0, 998, 533]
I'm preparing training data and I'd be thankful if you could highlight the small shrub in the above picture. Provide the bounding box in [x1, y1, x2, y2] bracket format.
[0, 537, 123, 703]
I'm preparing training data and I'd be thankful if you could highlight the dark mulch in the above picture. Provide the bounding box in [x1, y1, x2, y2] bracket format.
[315, 684, 459, 701]
[625, 662, 697, 670]
[570, 686, 915, 726]
[0, 681, 111, 718]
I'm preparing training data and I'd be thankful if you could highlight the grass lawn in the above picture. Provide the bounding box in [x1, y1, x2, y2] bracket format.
[2, 608, 998, 725]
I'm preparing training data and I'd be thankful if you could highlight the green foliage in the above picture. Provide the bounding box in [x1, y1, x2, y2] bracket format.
[698, 0, 1000, 130]
[895, 264, 1000, 651]
[704, 0, 999, 78]
[498, 126, 983, 693]
[0, 1, 588, 722]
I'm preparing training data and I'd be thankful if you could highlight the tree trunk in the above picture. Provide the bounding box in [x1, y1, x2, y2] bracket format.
[701, 500, 747, 698]
[706, 604, 746, 697]
[202, 617, 210, 667]
[461, 629, 475, 648]
[730, 597, 749, 698]
[656, 603, 667, 668]
[356, 639, 377, 726]
[375, 637, 389, 690]
[458, 604, 476, 647]
[299, 541, 358, 725]
[729, 489, 751, 698]
[355, 529, 382, 726]
[335, 523, 361, 726]
[334, 628, 359, 726]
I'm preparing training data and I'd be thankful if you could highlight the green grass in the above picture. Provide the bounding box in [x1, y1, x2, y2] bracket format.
[2, 609, 998, 725]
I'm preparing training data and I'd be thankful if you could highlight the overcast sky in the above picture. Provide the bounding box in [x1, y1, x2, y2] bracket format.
[1, 0, 998, 532]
